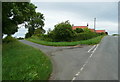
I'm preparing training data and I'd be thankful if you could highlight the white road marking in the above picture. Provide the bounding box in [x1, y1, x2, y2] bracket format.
[82, 63, 86, 68]
[88, 45, 96, 52]
[75, 73, 79, 76]
[80, 67, 84, 71]
[71, 44, 99, 81]
[89, 54, 93, 58]
[92, 44, 99, 53]
[72, 77, 76, 80]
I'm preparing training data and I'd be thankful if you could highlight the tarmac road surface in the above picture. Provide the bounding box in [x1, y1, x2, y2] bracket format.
[19, 36, 118, 80]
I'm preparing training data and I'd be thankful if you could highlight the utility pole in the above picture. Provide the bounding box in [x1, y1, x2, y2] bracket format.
[94, 18, 96, 32]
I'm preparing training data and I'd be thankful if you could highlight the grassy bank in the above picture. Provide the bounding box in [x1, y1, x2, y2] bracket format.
[3, 39, 52, 80]
[27, 35, 105, 46]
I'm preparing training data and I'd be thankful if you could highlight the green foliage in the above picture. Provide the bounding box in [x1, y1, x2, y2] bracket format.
[25, 32, 31, 38]
[98, 32, 106, 35]
[83, 28, 91, 33]
[49, 20, 75, 42]
[3, 36, 17, 43]
[105, 32, 108, 35]
[73, 32, 99, 41]
[3, 40, 52, 80]
[27, 35, 105, 46]
[2, 2, 37, 36]
[74, 28, 84, 33]
[25, 12, 45, 38]
[34, 28, 45, 36]
[39, 34, 53, 42]
[17, 37, 24, 40]
[29, 12, 44, 28]
[112, 34, 119, 36]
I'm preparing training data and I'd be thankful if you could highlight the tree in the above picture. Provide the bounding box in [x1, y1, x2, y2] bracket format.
[50, 20, 75, 42]
[25, 12, 45, 38]
[105, 32, 108, 35]
[2, 2, 37, 36]
[34, 28, 45, 36]
[74, 28, 84, 33]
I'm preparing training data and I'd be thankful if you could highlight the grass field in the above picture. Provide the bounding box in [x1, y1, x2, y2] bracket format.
[2, 39, 52, 80]
[27, 35, 105, 46]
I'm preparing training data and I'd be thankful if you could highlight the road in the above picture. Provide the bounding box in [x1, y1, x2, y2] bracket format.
[19, 36, 118, 80]
[74, 36, 118, 80]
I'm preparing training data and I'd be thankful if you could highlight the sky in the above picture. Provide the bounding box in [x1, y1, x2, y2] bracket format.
[13, 1, 118, 38]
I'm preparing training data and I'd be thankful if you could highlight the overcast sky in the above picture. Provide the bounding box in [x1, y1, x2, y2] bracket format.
[13, 2, 118, 38]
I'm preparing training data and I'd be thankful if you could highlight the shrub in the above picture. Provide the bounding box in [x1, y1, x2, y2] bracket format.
[83, 28, 92, 33]
[25, 33, 31, 38]
[112, 34, 119, 36]
[98, 32, 106, 35]
[74, 28, 84, 33]
[34, 28, 46, 37]
[40, 34, 53, 42]
[17, 37, 24, 40]
[3, 36, 17, 43]
[48, 20, 75, 42]
[73, 32, 99, 41]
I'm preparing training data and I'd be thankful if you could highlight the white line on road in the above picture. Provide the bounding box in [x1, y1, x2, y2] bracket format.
[88, 45, 96, 52]
[80, 67, 84, 71]
[72, 77, 76, 81]
[71, 44, 99, 81]
[92, 44, 99, 53]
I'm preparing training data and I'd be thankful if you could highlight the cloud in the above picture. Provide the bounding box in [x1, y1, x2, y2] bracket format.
[12, 24, 28, 38]
[13, 2, 118, 37]
[31, 0, 119, 2]
[34, 2, 118, 23]
[34, 2, 118, 35]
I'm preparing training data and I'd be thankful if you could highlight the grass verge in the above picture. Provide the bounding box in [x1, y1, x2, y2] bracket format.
[3, 39, 52, 80]
[27, 35, 105, 46]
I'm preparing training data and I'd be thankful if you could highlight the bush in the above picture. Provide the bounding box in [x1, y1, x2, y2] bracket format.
[34, 28, 46, 37]
[112, 34, 119, 36]
[73, 32, 99, 41]
[25, 33, 31, 38]
[48, 20, 75, 42]
[3, 36, 17, 43]
[74, 28, 84, 33]
[98, 32, 106, 35]
[17, 37, 24, 40]
[40, 34, 53, 42]
[83, 28, 92, 33]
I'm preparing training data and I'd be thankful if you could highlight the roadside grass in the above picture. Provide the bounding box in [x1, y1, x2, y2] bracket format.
[2, 39, 52, 80]
[27, 35, 105, 46]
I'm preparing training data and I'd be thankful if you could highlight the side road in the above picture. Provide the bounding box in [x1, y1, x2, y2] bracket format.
[20, 36, 118, 80]
[19, 40, 93, 80]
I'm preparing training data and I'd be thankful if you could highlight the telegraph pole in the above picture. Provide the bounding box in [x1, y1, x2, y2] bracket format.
[94, 18, 96, 32]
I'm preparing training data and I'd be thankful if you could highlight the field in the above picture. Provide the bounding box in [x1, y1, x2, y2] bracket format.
[27, 35, 105, 46]
[2, 40, 52, 80]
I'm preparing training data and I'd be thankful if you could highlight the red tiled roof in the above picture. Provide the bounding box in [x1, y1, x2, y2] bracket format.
[89, 29, 95, 32]
[95, 30, 105, 33]
[72, 26, 88, 30]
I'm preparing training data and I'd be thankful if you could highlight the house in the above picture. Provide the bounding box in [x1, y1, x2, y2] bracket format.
[72, 23, 89, 30]
[90, 29, 105, 33]
[72, 24, 106, 33]
[72, 25, 88, 30]
[95, 30, 106, 33]
[89, 29, 95, 32]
